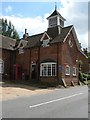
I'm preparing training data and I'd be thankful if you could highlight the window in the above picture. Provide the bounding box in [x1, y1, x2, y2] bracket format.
[42, 39, 50, 47]
[40, 63, 56, 76]
[68, 39, 73, 47]
[52, 64, 56, 76]
[49, 17, 57, 27]
[0, 62, 4, 74]
[72, 67, 76, 76]
[65, 65, 70, 75]
[60, 19, 64, 27]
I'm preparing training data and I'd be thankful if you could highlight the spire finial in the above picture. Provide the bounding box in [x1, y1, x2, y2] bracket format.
[55, 2, 57, 10]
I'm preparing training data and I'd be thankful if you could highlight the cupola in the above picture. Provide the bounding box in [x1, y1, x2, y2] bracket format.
[47, 6, 66, 37]
[47, 8, 66, 28]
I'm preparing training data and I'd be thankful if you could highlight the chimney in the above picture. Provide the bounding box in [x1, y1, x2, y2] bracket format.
[23, 28, 29, 40]
[83, 48, 88, 56]
[25, 29, 27, 34]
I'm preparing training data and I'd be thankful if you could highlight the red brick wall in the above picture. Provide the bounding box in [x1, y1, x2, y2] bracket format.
[61, 31, 79, 85]
[15, 31, 89, 85]
[0, 49, 2, 59]
[16, 49, 30, 79]
[40, 44, 57, 61]
[40, 44, 58, 83]
[78, 51, 89, 73]
[31, 48, 38, 64]
[2, 49, 11, 78]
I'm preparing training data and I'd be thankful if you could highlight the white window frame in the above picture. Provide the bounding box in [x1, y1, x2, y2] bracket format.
[42, 39, 50, 47]
[72, 67, 76, 76]
[68, 39, 73, 48]
[0, 61, 4, 74]
[40, 62, 56, 77]
[65, 65, 70, 75]
[48, 16, 57, 28]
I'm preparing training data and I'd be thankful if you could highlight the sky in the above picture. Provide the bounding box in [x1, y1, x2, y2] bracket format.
[0, 0, 89, 49]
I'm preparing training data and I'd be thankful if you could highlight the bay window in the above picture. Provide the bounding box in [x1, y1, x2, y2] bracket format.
[40, 62, 56, 76]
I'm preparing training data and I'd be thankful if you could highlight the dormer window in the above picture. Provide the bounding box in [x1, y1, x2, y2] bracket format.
[42, 39, 49, 47]
[17, 39, 28, 54]
[40, 32, 51, 47]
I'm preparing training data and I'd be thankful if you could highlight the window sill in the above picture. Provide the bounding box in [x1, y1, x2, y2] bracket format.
[40, 76, 56, 77]
[65, 74, 70, 76]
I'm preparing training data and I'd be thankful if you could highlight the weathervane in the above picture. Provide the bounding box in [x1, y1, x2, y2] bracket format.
[55, 2, 57, 10]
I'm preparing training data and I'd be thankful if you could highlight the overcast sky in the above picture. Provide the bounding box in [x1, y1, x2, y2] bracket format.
[0, 0, 89, 49]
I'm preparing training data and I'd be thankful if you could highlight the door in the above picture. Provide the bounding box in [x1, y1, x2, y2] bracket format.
[31, 64, 36, 80]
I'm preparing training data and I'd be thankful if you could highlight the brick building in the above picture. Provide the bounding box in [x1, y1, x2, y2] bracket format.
[1, 9, 89, 86]
[0, 35, 16, 79]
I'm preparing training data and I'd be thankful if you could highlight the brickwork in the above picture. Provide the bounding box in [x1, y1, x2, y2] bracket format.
[1, 32, 89, 86]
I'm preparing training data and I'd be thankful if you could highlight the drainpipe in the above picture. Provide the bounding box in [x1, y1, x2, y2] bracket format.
[29, 48, 31, 80]
[37, 44, 40, 82]
[9, 51, 12, 80]
[57, 43, 59, 84]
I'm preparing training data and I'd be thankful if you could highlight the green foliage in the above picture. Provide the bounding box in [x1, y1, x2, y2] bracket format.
[82, 73, 88, 78]
[81, 73, 90, 80]
[78, 71, 83, 81]
[87, 52, 90, 62]
[88, 74, 90, 80]
[88, 80, 90, 84]
[1, 18, 19, 40]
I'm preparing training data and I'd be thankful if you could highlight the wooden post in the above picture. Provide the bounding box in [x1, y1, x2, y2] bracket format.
[57, 43, 59, 84]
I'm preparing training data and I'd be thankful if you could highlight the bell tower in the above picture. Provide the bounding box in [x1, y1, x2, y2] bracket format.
[47, 7, 66, 28]
[47, 5, 66, 37]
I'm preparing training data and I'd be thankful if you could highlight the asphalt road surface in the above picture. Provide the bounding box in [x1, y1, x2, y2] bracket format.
[2, 85, 88, 118]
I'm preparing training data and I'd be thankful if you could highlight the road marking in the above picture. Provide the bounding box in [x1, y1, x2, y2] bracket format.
[29, 92, 84, 108]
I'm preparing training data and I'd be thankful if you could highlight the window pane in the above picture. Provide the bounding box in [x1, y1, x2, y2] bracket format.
[60, 19, 64, 26]
[47, 64, 51, 76]
[52, 64, 56, 76]
[0, 63, 3, 73]
[65, 66, 70, 75]
[73, 67, 76, 76]
[42, 65, 47, 76]
[42, 39, 50, 47]
[40, 63, 56, 77]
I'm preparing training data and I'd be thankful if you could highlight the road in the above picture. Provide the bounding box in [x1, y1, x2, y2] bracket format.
[2, 85, 88, 118]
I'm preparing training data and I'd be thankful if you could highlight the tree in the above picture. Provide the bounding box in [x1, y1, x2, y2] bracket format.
[1, 18, 19, 40]
[0, 19, 2, 34]
[87, 52, 90, 63]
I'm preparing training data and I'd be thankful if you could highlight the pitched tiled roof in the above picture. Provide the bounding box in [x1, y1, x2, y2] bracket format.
[25, 33, 43, 48]
[47, 10, 66, 21]
[24, 25, 74, 49]
[0, 35, 16, 50]
[50, 25, 73, 44]
[47, 26, 60, 39]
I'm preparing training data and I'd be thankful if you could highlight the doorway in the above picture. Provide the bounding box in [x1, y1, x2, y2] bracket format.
[31, 64, 36, 80]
